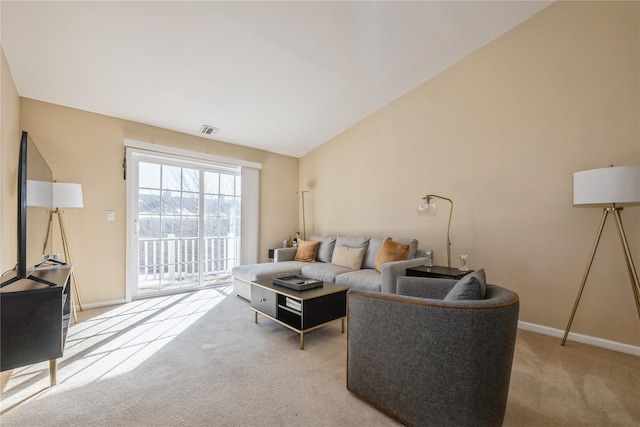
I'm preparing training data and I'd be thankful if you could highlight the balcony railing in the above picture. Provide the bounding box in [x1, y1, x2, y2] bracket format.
[138, 234, 239, 293]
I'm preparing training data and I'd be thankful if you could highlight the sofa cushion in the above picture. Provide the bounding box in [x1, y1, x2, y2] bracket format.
[310, 236, 336, 263]
[335, 269, 381, 292]
[332, 245, 365, 270]
[443, 269, 487, 301]
[336, 235, 370, 249]
[374, 238, 410, 272]
[362, 237, 384, 269]
[301, 263, 352, 282]
[294, 240, 320, 262]
[394, 238, 419, 259]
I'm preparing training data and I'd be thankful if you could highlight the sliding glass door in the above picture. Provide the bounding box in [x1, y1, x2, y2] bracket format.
[128, 151, 241, 298]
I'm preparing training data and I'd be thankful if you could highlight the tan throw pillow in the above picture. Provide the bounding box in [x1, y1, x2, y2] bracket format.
[294, 240, 320, 262]
[375, 237, 410, 272]
[331, 245, 365, 270]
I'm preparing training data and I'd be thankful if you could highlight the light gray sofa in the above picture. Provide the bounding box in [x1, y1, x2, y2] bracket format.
[232, 235, 427, 300]
[347, 275, 520, 426]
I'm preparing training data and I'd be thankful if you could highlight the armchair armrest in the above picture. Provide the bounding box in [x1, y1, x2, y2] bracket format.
[274, 247, 297, 262]
[396, 276, 455, 299]
[380, 257, 428, 294]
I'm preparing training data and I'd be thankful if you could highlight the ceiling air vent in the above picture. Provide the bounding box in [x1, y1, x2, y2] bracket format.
[200, 125, 219, 135]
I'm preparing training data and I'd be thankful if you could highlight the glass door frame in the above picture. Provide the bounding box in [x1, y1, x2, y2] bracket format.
[125, 145, 244, 301]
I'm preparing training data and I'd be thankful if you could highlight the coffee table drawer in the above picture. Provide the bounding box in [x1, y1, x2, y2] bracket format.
[251, 285, 276, 318]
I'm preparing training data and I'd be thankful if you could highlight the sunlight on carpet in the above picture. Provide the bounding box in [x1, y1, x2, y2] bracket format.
[0, 286, 232, 412]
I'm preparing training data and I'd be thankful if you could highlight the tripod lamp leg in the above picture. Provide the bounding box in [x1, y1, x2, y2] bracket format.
[612, 209, 640, 320]
[562, 208, 609, 346]
[58, 213, 83, 323]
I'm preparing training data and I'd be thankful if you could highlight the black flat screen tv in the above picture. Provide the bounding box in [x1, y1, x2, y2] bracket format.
[1, 131, 54, 286]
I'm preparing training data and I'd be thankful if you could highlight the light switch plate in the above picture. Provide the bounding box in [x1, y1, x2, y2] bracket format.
[107, 210, 115, 221]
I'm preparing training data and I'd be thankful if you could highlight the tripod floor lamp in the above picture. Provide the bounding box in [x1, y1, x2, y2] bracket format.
[43, 182, 84, 322]
[562, 165, 640, 346]
[417, 194, 454, 268]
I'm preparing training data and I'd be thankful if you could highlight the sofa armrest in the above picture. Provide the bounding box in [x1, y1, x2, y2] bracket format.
[274, 247, 297, 262]
[380, 257, 428, 294]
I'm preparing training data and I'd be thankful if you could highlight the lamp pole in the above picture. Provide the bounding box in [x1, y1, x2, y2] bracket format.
[298, 190, 309, 240]
[418, 194, 454, 268]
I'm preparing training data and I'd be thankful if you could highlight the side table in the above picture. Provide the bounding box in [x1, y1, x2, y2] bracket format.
[406, 265, 473, 280]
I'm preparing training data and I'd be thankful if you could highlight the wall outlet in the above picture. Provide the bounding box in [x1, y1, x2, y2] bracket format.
[107, 210, 115, 221]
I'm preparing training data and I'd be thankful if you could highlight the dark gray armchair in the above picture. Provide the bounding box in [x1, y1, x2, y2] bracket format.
[347, 275, 519, 427]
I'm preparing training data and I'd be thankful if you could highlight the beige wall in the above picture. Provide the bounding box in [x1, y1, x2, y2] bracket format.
[4, 2, 639, 347]
[301, 1, 640, 346]
[17, 99, 299, 304]
[1, 46, 21, 273]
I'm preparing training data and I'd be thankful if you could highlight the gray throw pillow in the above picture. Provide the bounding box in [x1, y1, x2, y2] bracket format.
[443, 268, 487, 301]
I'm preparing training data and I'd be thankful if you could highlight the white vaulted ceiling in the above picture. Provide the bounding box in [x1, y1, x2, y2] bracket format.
[1, 1, 552, 157]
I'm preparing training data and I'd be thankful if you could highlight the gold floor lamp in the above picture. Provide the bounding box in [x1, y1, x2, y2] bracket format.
[298, 190, 309, 240]
[562, 165, 640, 346]
[43, 182, 84, 322]
[417, 194, 454, 268]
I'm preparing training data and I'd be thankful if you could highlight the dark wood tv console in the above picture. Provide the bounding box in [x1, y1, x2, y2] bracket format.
[0, 265, 72, 386]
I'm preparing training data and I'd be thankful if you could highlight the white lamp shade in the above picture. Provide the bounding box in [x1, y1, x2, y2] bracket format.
[53, 182, 84, 208]
[26, 180, 53, 208]
[573, 165, 640, 205]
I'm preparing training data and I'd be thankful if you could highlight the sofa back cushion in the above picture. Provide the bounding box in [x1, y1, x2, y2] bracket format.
[336, 235, 370, 249]
[363, 237, 384, 269]
[294, 240, 320, 262]
[394, 238, 419, 259]
[309, 236, 336, 263]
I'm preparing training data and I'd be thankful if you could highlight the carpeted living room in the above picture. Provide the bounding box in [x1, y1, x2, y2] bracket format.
[1, 286, 638, 426]
[1, 1, 639, 426]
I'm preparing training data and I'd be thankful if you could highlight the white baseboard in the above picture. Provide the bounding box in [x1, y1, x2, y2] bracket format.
[80, 299, 127, 311]
[518, 321, 640, 356]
